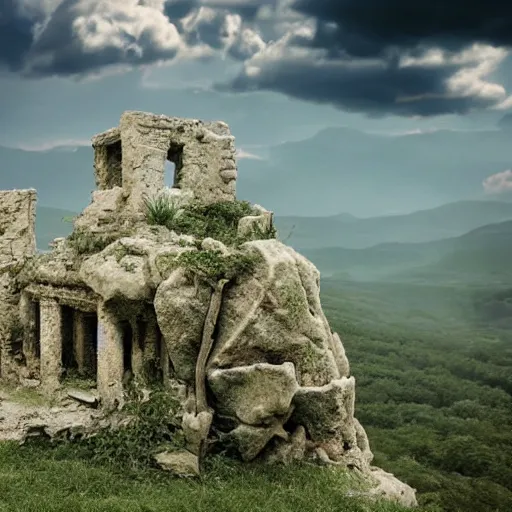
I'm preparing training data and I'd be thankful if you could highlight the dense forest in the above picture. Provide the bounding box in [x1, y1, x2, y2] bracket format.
[322, 278, 512, 511]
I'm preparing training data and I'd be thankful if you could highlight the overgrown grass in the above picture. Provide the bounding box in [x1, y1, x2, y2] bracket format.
[0, 441, 424, 512]
[143, 195, 275, 246]
[64, 388, 185, 469]
[143, 194, 182, 228]
[67, 228, 126, 255]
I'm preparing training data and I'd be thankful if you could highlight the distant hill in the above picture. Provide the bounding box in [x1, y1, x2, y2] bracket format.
[276, 200, 512, 249]
[301, 219, 512, 284]
[238, 126, 512, 217]
[35, 206, 77, 250]
[0, 145, 95, 212]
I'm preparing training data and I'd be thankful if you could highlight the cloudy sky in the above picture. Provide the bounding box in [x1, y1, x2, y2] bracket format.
[1, 0, 512, 216]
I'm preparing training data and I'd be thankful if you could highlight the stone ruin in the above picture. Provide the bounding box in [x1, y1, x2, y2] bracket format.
[0, 111, 416, 506]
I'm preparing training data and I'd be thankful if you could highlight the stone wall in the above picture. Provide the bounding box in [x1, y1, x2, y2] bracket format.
[119, 111, 237, 211]
[0, 189, 37, 379]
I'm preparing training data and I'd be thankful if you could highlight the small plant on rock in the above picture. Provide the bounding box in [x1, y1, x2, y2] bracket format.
[143, 194, 182, 230]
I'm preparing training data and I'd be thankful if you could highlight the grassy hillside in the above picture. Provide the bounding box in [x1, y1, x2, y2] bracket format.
[239, 126, 512, 217]
[276, 200, 512, 249]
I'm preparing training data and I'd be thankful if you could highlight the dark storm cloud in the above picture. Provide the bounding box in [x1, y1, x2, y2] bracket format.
[2, 0, 512, 117]
[223, 55, 491, 117]
[0, 0, 40, 71]
[292, 0, 512, 55]
[219, 0, 512, 116]
[0, 0, 273, 76]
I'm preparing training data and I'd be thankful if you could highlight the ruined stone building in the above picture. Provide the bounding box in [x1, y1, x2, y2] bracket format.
[0, 111, 239, 406]
[0, 110, 416, 506]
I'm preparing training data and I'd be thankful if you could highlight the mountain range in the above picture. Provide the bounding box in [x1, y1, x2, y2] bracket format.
[1, 121, 511, 218]
[275, 200, 512, 249]
[300, 219, 512, 285]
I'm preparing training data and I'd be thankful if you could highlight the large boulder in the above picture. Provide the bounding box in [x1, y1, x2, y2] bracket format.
[208, 362, 299, 425]
[154, 268, 211, 382]
[208, 239, 349, 386]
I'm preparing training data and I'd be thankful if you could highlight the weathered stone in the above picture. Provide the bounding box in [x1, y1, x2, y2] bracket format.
[154, 449, 200, 477]
[292, 378, 357, 445]
[265, 425, 307, 465]
[208, 239, 343, 388]
[67, 389, 99, 408]
[80, 240, 153, 302]
[182, 410, 213, 455]
[201, 237, 230, 255]
[154, 269, 211, 382]
[228, 421, 289, 462]
[367, 467, 418, 508]
[237, 213, 273, 239]
[208, 362, 298, 425]
[0, 111, 416, 507]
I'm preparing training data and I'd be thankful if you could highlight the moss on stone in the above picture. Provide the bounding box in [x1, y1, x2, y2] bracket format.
[175, 249, 260, 283]
[67, 228, 132, 255]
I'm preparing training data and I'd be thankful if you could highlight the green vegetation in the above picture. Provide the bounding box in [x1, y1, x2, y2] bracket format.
[143, 194, 182, 229]
[175, 249, 259, 283]
[67, 228, 125, 255]
[321, 277, 512, 512]
[65, 388, 185, 469]
[143, 195, 276, 246]
[0, 441, 423, 512]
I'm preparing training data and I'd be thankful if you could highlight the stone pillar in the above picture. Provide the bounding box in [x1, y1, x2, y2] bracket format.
[97, 302, 124, 408]
[131, 320, 144, 382]
[73, 310, 87, 375]
[39, 299, 62, 392]
[161, 338, 170, 387]
[143, 314, 159, 382]
[19, 292, 39, 375]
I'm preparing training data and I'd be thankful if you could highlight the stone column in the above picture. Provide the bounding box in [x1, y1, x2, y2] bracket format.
[97, 302, 124, 408]
[142, 314, 159, 382]
[39, 299, 62, 392]
[161, 338, 170, 387]
[19, 292, 39, 375]
[131, 320, 144, 382]
[73, 310, 87, 375]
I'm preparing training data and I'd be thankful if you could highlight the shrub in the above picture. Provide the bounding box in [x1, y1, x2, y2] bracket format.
[143, 194, 182, 229]
[142, 195, 276, 246]
[175, 249, 260, 283]
[68, 229, 121, 255]
[67, 387, 184, 469]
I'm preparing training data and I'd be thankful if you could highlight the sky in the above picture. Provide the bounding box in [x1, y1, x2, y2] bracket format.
[1, 0, 512, 216]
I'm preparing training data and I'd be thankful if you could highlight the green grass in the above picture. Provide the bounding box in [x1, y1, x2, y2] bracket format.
[0, 443, 418, 512]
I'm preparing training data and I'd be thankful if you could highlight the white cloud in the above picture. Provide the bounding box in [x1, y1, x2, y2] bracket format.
[236, 147, 264, 160]
[483, 170, 512, 194]
[6, 138, 91, 152]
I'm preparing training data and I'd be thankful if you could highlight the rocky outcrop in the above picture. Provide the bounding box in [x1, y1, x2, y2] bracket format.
[0, 111, 417, 509]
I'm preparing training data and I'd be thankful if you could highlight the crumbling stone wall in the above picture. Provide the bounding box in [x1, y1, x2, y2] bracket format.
[118, 111, 237, 211]
[0, 189, 36, 379]
[78, 111, 238, 236]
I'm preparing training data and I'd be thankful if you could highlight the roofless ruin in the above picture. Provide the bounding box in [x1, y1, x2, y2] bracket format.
[0, 110, 416, 506]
